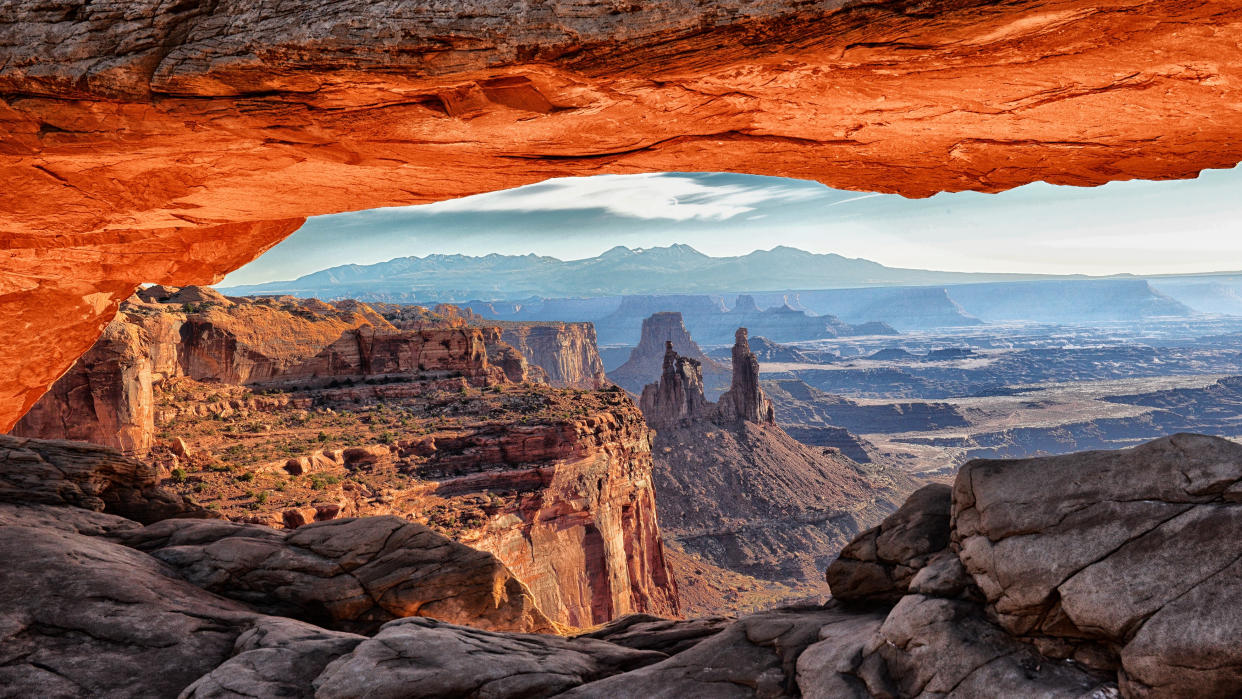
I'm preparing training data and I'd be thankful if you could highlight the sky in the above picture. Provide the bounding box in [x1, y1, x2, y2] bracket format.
[220, 167, 1242, 287]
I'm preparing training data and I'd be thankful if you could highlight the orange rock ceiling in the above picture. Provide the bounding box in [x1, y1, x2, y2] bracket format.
[3, 0, 1242, 429]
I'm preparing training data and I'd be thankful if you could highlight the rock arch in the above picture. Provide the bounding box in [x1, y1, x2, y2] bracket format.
[3, 0, 1242, 428]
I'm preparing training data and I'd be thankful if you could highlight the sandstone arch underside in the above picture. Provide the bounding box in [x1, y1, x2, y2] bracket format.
[2, 0, 1241, 429]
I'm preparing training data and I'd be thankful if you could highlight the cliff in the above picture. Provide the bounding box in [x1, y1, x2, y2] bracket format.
[609, 312, 731, 398]
[638, 326, 915, 600]
[13, 291, 514, 454]
[14, 289, 679, 628]
[494, 323, 608, 390]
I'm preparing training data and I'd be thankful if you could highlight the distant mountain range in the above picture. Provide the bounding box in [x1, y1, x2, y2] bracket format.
[219, 244, 1084, 301]
[218, 245, 1242, 338]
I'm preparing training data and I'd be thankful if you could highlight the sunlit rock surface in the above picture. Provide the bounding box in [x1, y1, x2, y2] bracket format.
[3, 0, 1242, 428]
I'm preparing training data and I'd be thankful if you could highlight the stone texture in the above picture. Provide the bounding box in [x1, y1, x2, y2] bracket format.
[953, 433, 1242, 696]
[313, 616, 666, 699]
[498, 322, 609, 389]
[825, 483, 952, 603]
[574, 613, 733, 657]
[3, 0, 1242, 429]
[563, 606, 845, 698]
[0, 433, 205, 523]
[179, 618, 365, 699]
[0, 507, 264, 698]
[119, 515, 557, 635]
[798, 595, 1117, 698]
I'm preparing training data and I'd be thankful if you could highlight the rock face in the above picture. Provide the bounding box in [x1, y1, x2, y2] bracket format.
[609, 312, 731, 397]
[3, 0, 1242, 432]
[121, 516, 555, 635]
[824, 484, 953, 603]
[0, 433, 206, 524]
[13, 291, 679, 629]
[638, 326, 913, 598]
[11, 319, 156, 454]
[12, 291, 507, 454]
[497, 322, 609, 389]
[807, 432, 1242, 698]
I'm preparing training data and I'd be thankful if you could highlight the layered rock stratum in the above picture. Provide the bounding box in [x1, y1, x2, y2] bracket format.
[11, 289, 679, 628]
[4, 0, 1241, 430]
[609, 311, 732, 397]
[639, 326, 914, 604]
[7, 424, 1239, 697]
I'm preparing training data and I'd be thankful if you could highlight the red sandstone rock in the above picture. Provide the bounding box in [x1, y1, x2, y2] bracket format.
[3, 0, 1241, 430]
[497, 323, 609, 390]
[13, 291, 507, 454]
[611, 312, 730, 397]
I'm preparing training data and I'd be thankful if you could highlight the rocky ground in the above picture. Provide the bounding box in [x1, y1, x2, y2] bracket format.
[5, 427, 1241, 697]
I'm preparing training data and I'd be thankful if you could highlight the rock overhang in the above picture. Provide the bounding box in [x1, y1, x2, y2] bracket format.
[3, 0, 1242, 428]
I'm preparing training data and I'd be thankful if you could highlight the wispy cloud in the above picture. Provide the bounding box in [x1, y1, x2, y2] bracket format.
[826, 193, 885, 207]
[420, 173, 825, 222]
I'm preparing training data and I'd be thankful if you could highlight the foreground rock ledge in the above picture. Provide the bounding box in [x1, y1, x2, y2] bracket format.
[4, 0, 1242, 428]
[5, 431, 1242, 696]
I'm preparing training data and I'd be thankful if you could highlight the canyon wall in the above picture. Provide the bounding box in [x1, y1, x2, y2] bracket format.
[13, 289, 679, 628]
[497, 323, 608, 390]
[13, 291, 506, 454]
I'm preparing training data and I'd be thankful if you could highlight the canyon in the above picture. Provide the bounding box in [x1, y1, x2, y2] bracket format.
[4, 0, 1242, 429]
[11, 288, 678, 629]
[638, 326, 915, 605]
[8, 421, 1241, 696]
[3, 1, 1242, 696]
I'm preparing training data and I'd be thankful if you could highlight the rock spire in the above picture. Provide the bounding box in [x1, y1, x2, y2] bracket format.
[639, 327, 774, 427]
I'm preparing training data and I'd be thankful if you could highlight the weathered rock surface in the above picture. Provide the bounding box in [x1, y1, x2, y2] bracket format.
[954, 433, 1242, 696]
[574, 613, 733, 657]
[612, 311, 732, 397]
[639, 326, 913, 599]
[179, 618, 365, 699]
[498, 322, 609, 389]
[805, 432, 1242, 698]
[313, 616, 665, 698]
[825, 483, 952, 604]
[564, 606, 845, 698]
[120, 515, 556, 635]
[4, 0, 1242, 431]
[0, 433, 204, 523]
[0, 505, 265, 698]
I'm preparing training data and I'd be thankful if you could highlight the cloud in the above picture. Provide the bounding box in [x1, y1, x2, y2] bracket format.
[418, 173, 826, 222]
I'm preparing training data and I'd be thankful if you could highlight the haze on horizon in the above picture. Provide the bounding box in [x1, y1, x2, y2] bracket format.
[220, 167, 1242, 287]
